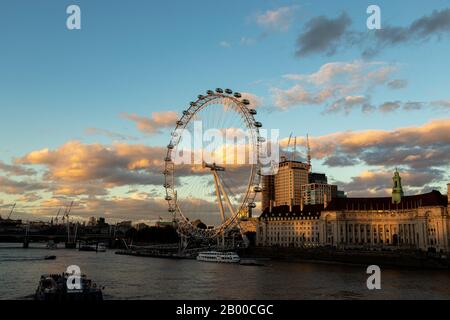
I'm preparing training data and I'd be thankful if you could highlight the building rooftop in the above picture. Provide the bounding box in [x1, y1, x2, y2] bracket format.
[259, 190, 448, 219]
[325, 190, 448, 211]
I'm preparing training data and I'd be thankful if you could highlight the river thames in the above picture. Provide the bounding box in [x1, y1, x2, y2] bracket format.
[0, 243, 449, 300]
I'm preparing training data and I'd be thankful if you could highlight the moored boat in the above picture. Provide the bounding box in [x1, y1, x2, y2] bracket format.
[196, 251, 240, 263]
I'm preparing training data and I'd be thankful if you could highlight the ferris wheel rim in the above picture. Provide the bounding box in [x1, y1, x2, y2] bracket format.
[163, 90, 263, 239]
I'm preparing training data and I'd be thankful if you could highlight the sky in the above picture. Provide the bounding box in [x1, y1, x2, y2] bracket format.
[0, 0, 449, 223]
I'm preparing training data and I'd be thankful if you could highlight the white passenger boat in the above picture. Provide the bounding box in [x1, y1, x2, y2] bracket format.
[196, 251, 240, 263]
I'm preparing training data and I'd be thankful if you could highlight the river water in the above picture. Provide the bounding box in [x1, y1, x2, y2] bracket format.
[0, 243, 449, 300]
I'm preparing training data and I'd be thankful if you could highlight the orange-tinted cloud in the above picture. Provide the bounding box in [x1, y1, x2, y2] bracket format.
[284, 118, 450, 170]
[121, 111, 178, 135]
[16, 141, 167, 196]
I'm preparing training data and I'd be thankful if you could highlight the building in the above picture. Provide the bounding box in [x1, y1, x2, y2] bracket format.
[261, 174, 275, 210]
[274, 161, 310, 207]
[261, 157, 341, 210]
[257, 171, 450, 253]
[301, 183, 338, 205]
[262, 160, 310, 210]
[309, 172, 328, 184]
[257, 204, 322, 247]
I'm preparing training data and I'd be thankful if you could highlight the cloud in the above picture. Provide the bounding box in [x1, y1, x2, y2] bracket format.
[0, 161, 36, 176]
[387, 79, 408, 90]
[240, 37, 257, 46]
[272, 60, 397, 111]
[303, 118, 450, 172]
[403, 101, 425, 111]
[431, 100, 450, 110]
[29, 196, 171, 222]
[323, 155, 359, 167]
[365, 8, 450, 56]
[379, 101, 402, 113]
[324, 95, 373, 114]
[122, 111, 178, 135]
[294, 8, 450, 57]
[377, 100, 450, 113]
[0, 176, 47, 195]
[272, 60, 448, 114]
[18, 193, 42, 203]
[240, 92, 263, 109]
[85, 128, 137, 141]
[295, 12, 352, 57]
[333, 169, 446, 197]
[256, 6, 296, 32]
[219, 41, 231, 48]
[16, 141, 167, 197]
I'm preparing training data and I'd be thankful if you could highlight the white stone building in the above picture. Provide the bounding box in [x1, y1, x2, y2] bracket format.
[257, 182, 450, 253]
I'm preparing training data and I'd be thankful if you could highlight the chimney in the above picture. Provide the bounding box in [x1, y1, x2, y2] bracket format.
[289, 198, 293, 213]
[324, 192, 328, 209]
[269, 200, 273, 213]
[300, 198, 304, 212]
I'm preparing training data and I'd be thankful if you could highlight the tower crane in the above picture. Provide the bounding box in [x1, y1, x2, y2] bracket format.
[54, 208, 62, 224]
[7, 203, 16, 220]
[63, 201, 74, 223]
[306, 134, 312, 172]
[282, 132, 293, 162]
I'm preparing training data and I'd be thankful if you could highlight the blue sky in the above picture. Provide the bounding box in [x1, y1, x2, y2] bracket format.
[0, 0, 449, 221]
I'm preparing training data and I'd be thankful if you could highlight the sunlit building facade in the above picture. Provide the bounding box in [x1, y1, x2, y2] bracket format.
[257, 173, 450, 253]
[262, 160, 310, 209]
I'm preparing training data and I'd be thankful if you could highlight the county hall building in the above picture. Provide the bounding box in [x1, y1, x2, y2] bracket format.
[257, 169, 450, 253]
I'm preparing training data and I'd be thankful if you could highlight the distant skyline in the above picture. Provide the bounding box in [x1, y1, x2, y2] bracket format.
[1, 0, 449, 223]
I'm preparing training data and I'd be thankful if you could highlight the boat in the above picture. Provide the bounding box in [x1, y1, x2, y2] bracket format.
[79, 243, 97, 252]
[34, 273, 103, 301]
[196, 251, 240, 263]
[44, 255, 56, 260]
[79, 242, 106, 252]
[97, 243, 107, 252]
[45, 240, 57, 249]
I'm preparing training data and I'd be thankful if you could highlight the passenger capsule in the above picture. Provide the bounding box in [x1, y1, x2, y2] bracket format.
[176, 120, 184, 126]
[258, 136, 266, 143]
[165, 195, 172, 201]
[253, 186, 262, 192]
[183, 110, 190, 116]
[198, 95, 204, 100]
[248, 109, 257, 115]
[167, 144, 174, 150]
[254, 122, 262, 128]
[248, 203, 256, 208]
[242, 99, 250, 105]
[225, 89, 233, 94]
[234, 92, 242, 98]
[215, 88, 223, 93]
[207, 90, 214, 95]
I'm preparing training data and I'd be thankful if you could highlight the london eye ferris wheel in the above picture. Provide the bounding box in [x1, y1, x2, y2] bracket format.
[163, 88, 264, 240]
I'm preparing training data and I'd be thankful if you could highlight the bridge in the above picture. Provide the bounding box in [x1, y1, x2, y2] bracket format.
[0, 233, 116, 248]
